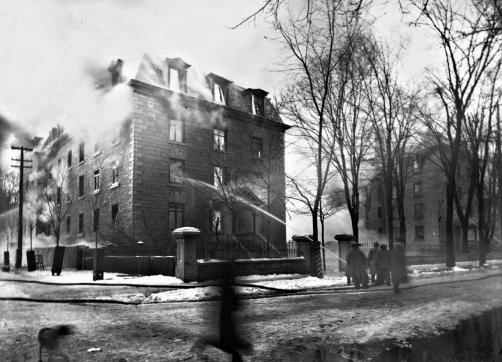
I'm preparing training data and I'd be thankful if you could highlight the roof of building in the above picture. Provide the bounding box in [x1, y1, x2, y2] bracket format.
[134, 53, 285, 126]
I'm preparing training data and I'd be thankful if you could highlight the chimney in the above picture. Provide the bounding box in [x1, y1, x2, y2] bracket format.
[108, 58, 124, 86]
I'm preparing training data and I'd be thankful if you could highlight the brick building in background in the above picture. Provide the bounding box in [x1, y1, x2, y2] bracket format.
[34, 55, 290, 254]
[363, 147, 480, 255]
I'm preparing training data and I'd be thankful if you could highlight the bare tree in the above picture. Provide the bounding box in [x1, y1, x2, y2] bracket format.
[405, 0, 501, 267]
[0, 170, 18, 213]
[35, 164, 75, 247]
[464, 60, 501, 264]
[325, 30, 374, 244]
[362, 39, 421, 248]
[277, 0, 365, 245]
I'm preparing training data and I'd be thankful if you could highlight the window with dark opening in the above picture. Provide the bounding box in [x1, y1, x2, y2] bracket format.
[79, 213, 84, 234]
[79, 142, 85, 163]
[67, 150, 72, 167]
[111, 204, 119, 223]
[78, 175, 84, 197]
[169, 203, 184, 230]
[415, 225, 425, 241]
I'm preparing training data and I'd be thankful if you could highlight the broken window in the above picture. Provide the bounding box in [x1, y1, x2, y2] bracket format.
[213, 128, 226, 151]
[169, 203, 184, 230]
[169, 159, 185, 183]
[214, 166, 224, 186]
[251, 94, 265, 116]
[93, 169, 100, 191]
[79, 142, 85, 163]
[169, 119, 183, 142]
[214, 82, 226, 105]
[111, 164, 119, 185]
[169, 67, 179, 91]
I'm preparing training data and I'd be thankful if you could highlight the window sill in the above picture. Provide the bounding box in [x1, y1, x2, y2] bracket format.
[167, 140, 186, 145]
[111, 141, 120, 147]
[78, 195, 85, 200]
[94, 151, 102, 157]
[110, 182, 120, 189]
[79, 160, 85, 165]
[93, 189, 101, 195]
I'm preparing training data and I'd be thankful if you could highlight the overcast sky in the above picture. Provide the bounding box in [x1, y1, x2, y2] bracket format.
[0, 0, 440, 240]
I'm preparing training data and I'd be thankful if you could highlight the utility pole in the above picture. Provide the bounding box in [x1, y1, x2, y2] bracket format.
[11, 145, 33, 269]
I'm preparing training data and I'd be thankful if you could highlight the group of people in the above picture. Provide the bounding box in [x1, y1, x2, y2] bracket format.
[345, 241, 407, 292]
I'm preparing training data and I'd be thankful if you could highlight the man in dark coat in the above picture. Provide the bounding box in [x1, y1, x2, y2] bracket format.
[390, 242, 408, 292]
[375, 244, 391, 286]
[346, 242, 368, 289]
[368, 242, 379, 286]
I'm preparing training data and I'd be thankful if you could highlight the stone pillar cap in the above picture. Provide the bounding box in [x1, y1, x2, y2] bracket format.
[292, 234, 315, 242]
[172, 227, 201, 236]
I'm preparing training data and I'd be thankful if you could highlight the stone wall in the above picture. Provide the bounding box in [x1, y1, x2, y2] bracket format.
[197, 257, 308, 281]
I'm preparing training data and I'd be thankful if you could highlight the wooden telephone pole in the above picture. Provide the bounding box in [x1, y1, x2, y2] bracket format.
[11, 145, 33, 269]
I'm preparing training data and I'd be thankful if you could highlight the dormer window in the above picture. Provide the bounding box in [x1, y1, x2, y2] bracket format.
[166, 57, 191, 92]
[169, 67, 180, 91]
[208, 73, 232, 106]
[245, 88, 268, 117]
[214, 83, 225, 104]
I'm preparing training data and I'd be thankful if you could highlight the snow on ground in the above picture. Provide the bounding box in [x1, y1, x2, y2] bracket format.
[1, 259, 502, 303]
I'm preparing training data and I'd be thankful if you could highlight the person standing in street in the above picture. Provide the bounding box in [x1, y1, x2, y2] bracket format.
[346, 241, 368, 289]
[368, 242, 379, 286]
[390, 242, 408, 292]
[375, 244, 391, 286]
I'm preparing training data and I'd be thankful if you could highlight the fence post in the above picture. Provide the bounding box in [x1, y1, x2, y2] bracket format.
[173, 227, 201, 282]
[292, 234, 323, 278]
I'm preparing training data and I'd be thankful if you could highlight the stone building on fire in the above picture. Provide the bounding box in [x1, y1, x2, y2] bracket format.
[34, 55, 290, 255]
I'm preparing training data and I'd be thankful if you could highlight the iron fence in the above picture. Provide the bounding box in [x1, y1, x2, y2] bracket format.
[197, 241, 297, 260]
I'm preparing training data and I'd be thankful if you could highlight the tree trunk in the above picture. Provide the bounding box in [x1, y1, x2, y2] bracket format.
[477, 185, 487, 266]
[385, 176, 394, 248]
[445, 181, 456, 267]
[350, 208, 359, 242]
[398, 205, 406, 245]
[496, 105, 502, 243]
[320, 217, 326, 272]
[460, 222, 469, 254]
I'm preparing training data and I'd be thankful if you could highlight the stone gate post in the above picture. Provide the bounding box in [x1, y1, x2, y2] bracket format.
[292, 234, 323, 278]
[173, 227, 201, 282]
